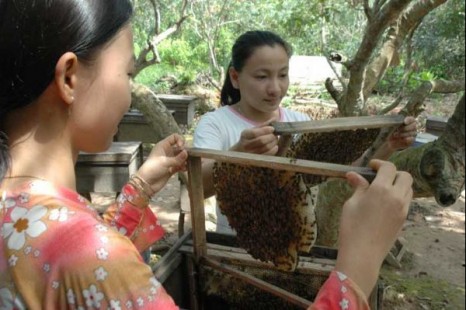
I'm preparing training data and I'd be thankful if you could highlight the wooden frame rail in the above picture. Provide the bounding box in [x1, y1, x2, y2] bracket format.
[186, 148, 381, 308]
[271, 114, 404, 135]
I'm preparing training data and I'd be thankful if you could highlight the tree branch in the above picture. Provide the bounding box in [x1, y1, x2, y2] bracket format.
[328, 52, 352, 69]
[326, 54, 348, 93]
[363, 0, 372, 20]
[361, 0, 448, 101]
[341, 0, 412, 116]
[325, 78, 343, 110]
[361, 79, 465, 166]
[134, 0, 190, 76]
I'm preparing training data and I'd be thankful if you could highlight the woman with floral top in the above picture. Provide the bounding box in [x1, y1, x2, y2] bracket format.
[0, 0, 413, 309]
[0, 0, 184, 308]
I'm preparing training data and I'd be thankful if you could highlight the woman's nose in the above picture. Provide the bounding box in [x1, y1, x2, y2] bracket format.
[267, 78, 281, 95]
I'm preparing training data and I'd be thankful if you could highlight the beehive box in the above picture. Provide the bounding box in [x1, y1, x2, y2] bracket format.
[75, 141, 143, 196]
[425, 115, 448, 137]
[116, 109, 175, 143]
[157, 94, 198, 126]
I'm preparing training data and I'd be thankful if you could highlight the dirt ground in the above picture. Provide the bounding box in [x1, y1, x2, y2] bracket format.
[147, 175, 465, 309]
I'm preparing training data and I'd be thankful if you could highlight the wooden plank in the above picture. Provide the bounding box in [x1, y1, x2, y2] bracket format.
[276, 134, 293, 156]
[271, 114, 404, 135]
[187, 148, 377, 183]
[426, 115, 448, 136]
[152, 231, 193, 281]
[202, 257, 312, 309]
[187, 157, 207, 261]
[187, 258, 200, 310]
[204, 231, 339, 260]
[186, 241, 338, 268]
[157, 94, 198, 103]
[179, 245, 335, 274]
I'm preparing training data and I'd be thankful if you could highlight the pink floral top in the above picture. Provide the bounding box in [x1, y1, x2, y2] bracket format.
[0, 180, 178, 309]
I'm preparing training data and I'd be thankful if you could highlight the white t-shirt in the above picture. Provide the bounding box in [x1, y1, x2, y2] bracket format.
[193, 105, 310, 234]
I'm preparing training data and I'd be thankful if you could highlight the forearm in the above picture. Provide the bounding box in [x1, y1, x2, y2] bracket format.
[103, 182, 165, 252]
[335, 245, 383, 299]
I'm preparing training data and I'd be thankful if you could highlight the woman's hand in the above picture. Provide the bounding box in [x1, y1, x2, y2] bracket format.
[136, 134, 188, 195]
[387, 116, 417, 151]
[230, 122, 279, 155]
[336, 160, 413, 297]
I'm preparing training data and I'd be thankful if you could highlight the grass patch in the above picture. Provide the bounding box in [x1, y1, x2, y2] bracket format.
[380, 267, 465, 309]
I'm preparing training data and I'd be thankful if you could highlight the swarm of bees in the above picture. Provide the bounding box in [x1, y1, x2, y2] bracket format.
[213, 127, 382, 271]
[286, 128, 381, 186]
[213, 163, 317, 271]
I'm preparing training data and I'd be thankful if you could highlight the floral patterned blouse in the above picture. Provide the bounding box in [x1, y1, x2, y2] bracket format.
[0, 180, 369, 309]
[0, 179, 178, 309]
[310, 270, 369, 309]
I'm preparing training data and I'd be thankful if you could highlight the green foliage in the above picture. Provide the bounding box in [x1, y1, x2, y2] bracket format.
[412, 0, 465, 79]
[377, 63, 440, 95]
[131, 0, 464, 96]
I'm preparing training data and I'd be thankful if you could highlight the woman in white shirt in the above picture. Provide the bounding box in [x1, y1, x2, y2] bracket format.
[193, 30, 416, 234]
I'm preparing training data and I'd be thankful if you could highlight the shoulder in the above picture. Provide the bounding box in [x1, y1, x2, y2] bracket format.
[198, 106, 235, 123]
[194, 106, 237, 136]
[280, 108, 311, 121]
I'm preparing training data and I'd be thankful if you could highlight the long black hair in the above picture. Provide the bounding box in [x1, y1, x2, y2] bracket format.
[220, 30, 293, 106]
[0, 0, 133, 181]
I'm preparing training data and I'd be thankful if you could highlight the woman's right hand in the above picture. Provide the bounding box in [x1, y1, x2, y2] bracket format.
[336, 160, 413, 297]
[230, 123, 278, 155]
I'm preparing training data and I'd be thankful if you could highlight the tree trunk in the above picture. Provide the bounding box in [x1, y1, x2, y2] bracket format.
[362, 0, 448, 100]
[390, 94, 465, 207]
[315, 94, 465, 247]
[130, 83, 181, 142]
[327, 0, 450, 116]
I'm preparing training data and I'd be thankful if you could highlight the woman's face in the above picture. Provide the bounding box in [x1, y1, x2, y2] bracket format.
[232, 44, 290, 115]
[69, 25, 135, 153]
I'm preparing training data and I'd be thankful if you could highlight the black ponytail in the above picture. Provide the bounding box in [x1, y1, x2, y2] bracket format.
[220, 62, 241, 106]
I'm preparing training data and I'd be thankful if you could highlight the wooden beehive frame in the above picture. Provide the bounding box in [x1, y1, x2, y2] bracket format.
[185, 115, 404, 309]
[272, 114, 404, 134]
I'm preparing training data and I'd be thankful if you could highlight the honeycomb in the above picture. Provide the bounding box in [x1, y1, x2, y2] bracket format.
[286, 128, 381, 186]
[212, 127, 382, 271]
[213, 163, 317, 271]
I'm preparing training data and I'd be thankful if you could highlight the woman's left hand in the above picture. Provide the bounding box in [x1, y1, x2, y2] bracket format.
[387, 116, 417, 151]
[136, 134, 188, 195]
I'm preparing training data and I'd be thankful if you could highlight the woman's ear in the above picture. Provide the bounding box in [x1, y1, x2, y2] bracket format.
[229, 67, 240, 89]
[54, 52, 79, 105]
